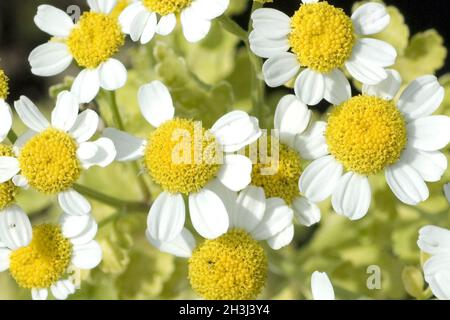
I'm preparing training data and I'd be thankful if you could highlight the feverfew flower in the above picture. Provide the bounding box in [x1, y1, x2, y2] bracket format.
[30, 0, 127, 103]
[0, 91, 116, 215]
[104, 80, 261, 243]
[147, 183, 294, 300]
[250, 0, 396, 105]
[0, 206, 102, 300]
[298, 71, 449, 220]
[119, 0, 230, 43]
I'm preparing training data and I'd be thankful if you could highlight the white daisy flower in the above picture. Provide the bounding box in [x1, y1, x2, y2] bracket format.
[298, 71, 449, 220]
[104, 80, 261, 243]
[250, 94, 321, 227]
[147, 183, 294, 300]
[0, 205, 102, 300]
[119, 0, 230, 44]
[0, 90, 116, 216]
[418, 225, 450, 300]
[311, 271, 335, 300]
[30, 0, 128, 103]
[250, 0, 397, 105]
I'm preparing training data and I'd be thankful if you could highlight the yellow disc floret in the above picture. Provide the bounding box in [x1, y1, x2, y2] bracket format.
[0, 69, 9, 99]
[142, 0, 192, 15]
[9, 224, 72, 289]
[325, 95, 407, 175]
[0, 144, 18, 210]
[67, 12, 125, 69]
[188, 229, 267, 300]
[289, 1, 355, 73]
[144, 118, 220, 194]
[251, 138, 302, 205]
[19, 128, 81, 194]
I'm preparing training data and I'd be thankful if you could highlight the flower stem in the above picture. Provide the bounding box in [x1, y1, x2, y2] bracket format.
[108, 90, 125, 131]
[7, 129, 17, 144]
[217, 15, 249, 44]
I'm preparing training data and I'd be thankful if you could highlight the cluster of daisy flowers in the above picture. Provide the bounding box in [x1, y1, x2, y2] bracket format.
[0, 0, 448, 301]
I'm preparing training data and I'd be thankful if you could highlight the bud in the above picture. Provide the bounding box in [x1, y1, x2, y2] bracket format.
[402, 266, 425, 299]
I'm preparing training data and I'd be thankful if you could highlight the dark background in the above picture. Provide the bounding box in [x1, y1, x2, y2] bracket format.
[0, 0, 448, 102]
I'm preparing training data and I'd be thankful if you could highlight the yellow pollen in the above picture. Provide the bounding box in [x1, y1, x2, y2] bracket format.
[67, 12, 125, 69]
[9, 224, 72, 289]
[289, 1, 355, 73]
[142, 0, 192, 15]
[251, 139, 302, 205]
[0, 69, 9, 99]
[0, 144, 18, 210]
[144, 118, 220, 194]
[325, 95, 407, 175]
[188, 229, 267, 300]
[19, 128, 81, 194]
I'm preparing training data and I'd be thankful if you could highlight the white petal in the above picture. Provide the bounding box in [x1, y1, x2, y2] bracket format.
[51, 279, 75, 300]
[146, 228, 196, 258]
[99, 59, 127, 91]
[398, 75, 445, 121]
[191, 0, 229, 20]
[180, 6, 211, 43]
[29, 42, 72, 77]
[249, 30, 290, 59]
[385, 162, 429, 205]
[34, 5, 74, 37]
[71, 68, 100, 104]
[14, 96, 49, 132]
[418, 225, 450, 255]
[139, 12, 157, 44]
[352, 38, 397, 67]
[423, 254, 450, 278]
[0, 205, 32, 250]
[189, 188, 229, 239]
[69, 109, 99, 143]
[12, 175, 28, 189]
[217, 154, 252, 192]
[0, 157, 20, 183]
[71, 241, 102, 269]
[147, 192, 185, 242]
[292, 197, 321, 227]
[262, 53, 300, 87]
[311, 271, 335, 300]
[31, 288, 48, 301]
[156, 13, 177, 36]
[130, 10, 151, 42]
[427, 271, 450, 300]
[14, 130, 36, 150]
[331, 172, 371, 220]
[362, 69, 401, 100]
[138, 80, 175, 128]
[119, 2, 146, 34]
[211, 111, 261, 152]
[103, 128, 146, 161]
[323, 69, 352, 105]
[87, 0, 116, 14]
[0, 248, 11, 272]
[51, 90, 79, 131]
[60, 213, 93, 239]
[77, 138, 116, 169]
[351, 2, 390, 35]
[294, 121, 328, 161]
[401, 148, 447, 182]
[0, 99, 12, 142]
[274, 95, 311, 147]
[251, 198, 293, 241]
[445, 183, 450, 204]
[58, 189, 91, 216]
[345, 56, 387, 85]
[407, 116, 450, 151]
[233, 186, 266, 233]
[206, 179, 237, 224]
[69, 218, 97, 246]
[294, 69, 326, 106]
[267, 224, 294, 250]
[251, 8, 291, 39]
[299, 156, 343, 203]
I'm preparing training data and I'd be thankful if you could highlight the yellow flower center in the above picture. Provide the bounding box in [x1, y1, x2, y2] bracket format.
[9, 224, 72, 289]
[19, 129, 81, 194]
[188, 229, 267, 300]
[0, 69, 9, 99]
[289, 1, 355, 73]
[0, 144, 18, 210]
[67, 12, 125, 69]
[110, 0, 131, 19]
[325, 95, 407, 175]
[251, 138, 302, 205]
[142, 0, 192, 15]
[144, 118, 220, 194]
